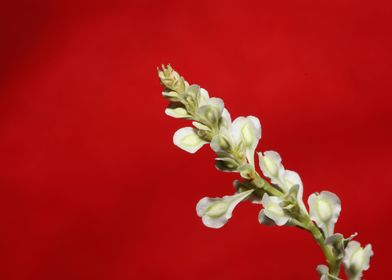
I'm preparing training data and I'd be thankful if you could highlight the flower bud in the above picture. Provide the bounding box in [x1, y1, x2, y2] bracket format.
[343, 241, 373, 280]
[158, 65, 186, 92]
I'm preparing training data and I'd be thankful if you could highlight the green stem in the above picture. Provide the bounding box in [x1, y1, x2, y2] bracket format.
[304, 216, 341, 277]
[252, 173, 284, 197]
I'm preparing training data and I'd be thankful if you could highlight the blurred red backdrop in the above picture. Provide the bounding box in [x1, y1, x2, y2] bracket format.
[0, 0, 391, 279]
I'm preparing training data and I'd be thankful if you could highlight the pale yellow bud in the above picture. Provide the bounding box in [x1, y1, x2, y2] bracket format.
[157, 64, 186, 93]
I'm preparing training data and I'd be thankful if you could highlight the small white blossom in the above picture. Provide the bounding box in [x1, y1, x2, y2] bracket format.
[343, 241, 374, 280]
[258, 151, 284, 185]
[282, 170, 307, 212]
[308, 191, 341, 237]
[258, 152, 307, 212]
[211, 114, 261, 170]
[258, 151, 303, 193]
[258, 194, 289, 226]
[193, 87, 225, 126]
[173, 127, 207, 153]
[231, 116, 261, 166]
[196, 190, 254, 229]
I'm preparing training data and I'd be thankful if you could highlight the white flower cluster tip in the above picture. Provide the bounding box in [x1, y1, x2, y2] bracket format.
[158, 65, 374, 280]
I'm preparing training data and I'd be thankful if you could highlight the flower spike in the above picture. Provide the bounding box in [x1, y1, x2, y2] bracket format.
[158, 65, 374, 280]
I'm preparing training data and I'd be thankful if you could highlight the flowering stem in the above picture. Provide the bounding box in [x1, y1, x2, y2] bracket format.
[159, 65, 373, 280]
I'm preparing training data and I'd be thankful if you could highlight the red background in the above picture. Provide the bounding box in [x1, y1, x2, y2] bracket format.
[0, 1, 391, 279]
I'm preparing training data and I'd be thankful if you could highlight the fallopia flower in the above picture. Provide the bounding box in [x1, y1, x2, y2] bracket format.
[308, 191, 341, 237]
[231, 116, 261, 167]
[343, 241, 374, 280]
[258, 194, 289, 226]
[325, 232, 358, 260]
[258, 151, 307, 212]
[159, 65, 375, 280]
[196, 189, 254, 229]
[211, 114, 261, 171]
[258, 151, 284, 185]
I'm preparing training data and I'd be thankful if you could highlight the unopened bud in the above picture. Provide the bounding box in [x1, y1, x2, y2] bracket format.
[158, 64, 186, 92]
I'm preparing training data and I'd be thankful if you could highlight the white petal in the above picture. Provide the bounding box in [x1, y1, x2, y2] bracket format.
[173, 127, 207, 153]
[162, 90, 179, 101]
[282, 170, 302, 191]
[231, 116, 261, 166]
[206, 97, 224, 111]
[308, 191, 341, 237]
[225, 190, 254, 219]
[221, 108, 232, 129]
[199, 88, 210, 106]
[247, 116, 261, 140]
[258, 151, 284, 181]
[165, 107, 190, 118]
[231, 117, 255, 146]
[192, 121, 211, 131]
[258, 210, 277, 226]
[231, 117, 246, 144]
[187, 85, 201, 98]
[261, 194, 289, 226]
[195, 190, 253, 229]
[201, 215, 228, 229]
[196, 197, 214, 217]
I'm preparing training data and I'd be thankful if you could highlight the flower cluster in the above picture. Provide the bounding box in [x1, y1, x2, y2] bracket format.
[158, 65, 373, 279]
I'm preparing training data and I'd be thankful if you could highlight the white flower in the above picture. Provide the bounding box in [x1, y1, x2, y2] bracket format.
[258, 194, 289, 226]
[210, 114, 261, 169]
[232, 116, 261, 166]
[258, 151, 284, 185]
[308, 191, 341, 237]
[173, 127, 207, 153]
[196, 190, 254, 229]
[343, 241, 374, 280]
[258, 151, 303, 193]
[282, 170, 307, 212]
[193, 87, 225, 126]
[209, 109, 232, 152]
[258, 152, 307, 212]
